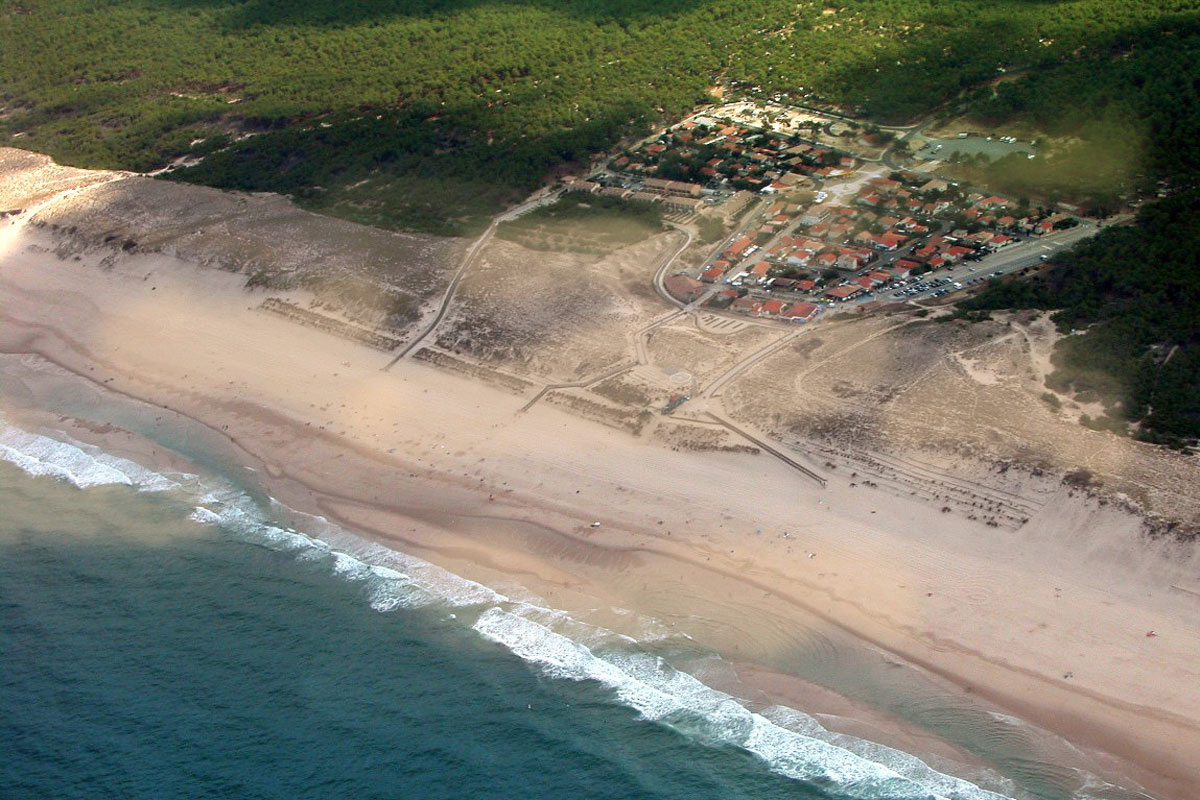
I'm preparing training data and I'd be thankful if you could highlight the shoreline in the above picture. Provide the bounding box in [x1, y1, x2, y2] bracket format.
[0, 383, 1020, 797]
[3, 352, 1176, 800]
[0, 389, 1054, 800]
[2, 222, 1199, 798]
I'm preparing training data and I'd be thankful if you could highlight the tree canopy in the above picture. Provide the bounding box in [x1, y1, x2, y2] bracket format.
[962, 192, 1200, 446]
[3, 0, 1199, 232]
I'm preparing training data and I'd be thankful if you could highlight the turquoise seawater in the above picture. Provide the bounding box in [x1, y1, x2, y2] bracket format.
[0, 457, 827, 800]
[0, 410, 1143, 800]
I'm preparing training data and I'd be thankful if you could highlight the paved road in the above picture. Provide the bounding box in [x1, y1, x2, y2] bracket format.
[522, 218, 697, 412]
[882, 119, 932, 171]
[883, 221, 1101, 306]
[652, 224, 696, 308]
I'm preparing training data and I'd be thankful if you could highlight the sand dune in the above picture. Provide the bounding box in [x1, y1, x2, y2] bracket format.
[2, 165, 1199, 799]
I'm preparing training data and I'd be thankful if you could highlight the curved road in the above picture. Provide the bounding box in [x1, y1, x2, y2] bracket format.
[882, 118, 932, 171]
[379, 185, 826, 486]
[517, 219, 698, 412]
[652, 224, 696, 308]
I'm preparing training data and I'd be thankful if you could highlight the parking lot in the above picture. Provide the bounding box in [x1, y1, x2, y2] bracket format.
[837, 219, 1101, 309]
[915, 134, 1034, 162]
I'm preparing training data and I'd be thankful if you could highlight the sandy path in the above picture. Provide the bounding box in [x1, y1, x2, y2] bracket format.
[2, 225, 1199, 798]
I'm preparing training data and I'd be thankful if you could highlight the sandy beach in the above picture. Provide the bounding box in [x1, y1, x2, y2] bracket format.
[3, 178, 1200, 798]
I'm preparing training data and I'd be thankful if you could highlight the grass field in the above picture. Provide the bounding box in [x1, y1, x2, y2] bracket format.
[495, 196, 665, 254]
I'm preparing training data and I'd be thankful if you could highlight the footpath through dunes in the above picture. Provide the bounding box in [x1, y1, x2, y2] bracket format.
[723, 312, 1200, 527]
[3, 150, 1200, 798]
[431, 234, 681, 384]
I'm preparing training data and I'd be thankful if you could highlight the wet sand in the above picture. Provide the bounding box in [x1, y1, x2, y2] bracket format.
[2, 215, 1199, 798]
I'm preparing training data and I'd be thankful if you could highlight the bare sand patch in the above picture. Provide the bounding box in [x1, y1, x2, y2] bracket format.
[3, 153, 1200, 798]
[435, 236, 676, 381]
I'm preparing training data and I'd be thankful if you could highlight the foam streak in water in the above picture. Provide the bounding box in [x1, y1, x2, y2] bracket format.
[187, 491, 506, 612]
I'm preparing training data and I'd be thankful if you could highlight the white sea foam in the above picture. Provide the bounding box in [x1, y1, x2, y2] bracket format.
[763, 707, 1027, 799]
[987, 711, 1027, 727]
[186, 490, 505, 613]
[0, 415, 1045, 799]
[188, 507, 223, 525]
[0, 419, 498, 612]
[473, 606, 1020, 800]
[0, 420, 180, 491]
[276, 507, 508, 609]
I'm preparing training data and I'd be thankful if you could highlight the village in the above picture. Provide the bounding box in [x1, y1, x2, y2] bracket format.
[563, 102, 1083, 326]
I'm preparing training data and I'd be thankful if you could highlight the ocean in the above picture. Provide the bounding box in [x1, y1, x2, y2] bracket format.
[0, 410, 1143, 800]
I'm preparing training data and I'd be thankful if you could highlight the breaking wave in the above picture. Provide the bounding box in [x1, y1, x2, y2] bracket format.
[471, 607, 1023, 800]
[0, 419, 179, 491]
[187, 491, 505, 612]
[1, 416, 1037, 800]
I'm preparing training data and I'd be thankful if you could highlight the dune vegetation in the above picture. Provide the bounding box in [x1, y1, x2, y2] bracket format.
[2, 0, 1198, 233]
[962, 192, 1200, 447]
[3, 0, 1197, 446]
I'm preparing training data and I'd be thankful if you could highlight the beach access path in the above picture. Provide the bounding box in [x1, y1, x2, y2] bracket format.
[2, 187, 1199, 799]
[387, 189, 562, 367]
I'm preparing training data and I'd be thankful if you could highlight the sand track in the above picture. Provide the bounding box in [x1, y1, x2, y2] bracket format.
[3, 149, 1200, 798]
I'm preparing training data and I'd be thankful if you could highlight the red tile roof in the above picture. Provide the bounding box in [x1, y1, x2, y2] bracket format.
[726, 236, 753, 257]
[782, 302, 818, 320]
[760, 299, 786, 315]
[664, 274, 705, 303]
[826, 284, 864, 300]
